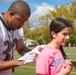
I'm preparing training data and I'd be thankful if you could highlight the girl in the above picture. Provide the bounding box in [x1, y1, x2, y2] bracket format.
[36, 18, 73, 75]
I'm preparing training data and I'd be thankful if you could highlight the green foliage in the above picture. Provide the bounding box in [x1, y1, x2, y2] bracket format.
[51, 2, 76, 33]
[23, 26, 31, 38]
[67, 34, 76, 44]
[23, 1, 76, 45]
[38, 1, 76, 45]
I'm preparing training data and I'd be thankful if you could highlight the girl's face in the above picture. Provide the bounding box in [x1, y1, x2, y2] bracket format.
[54, 27, 71, 46]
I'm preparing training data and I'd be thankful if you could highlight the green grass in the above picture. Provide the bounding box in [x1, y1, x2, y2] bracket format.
[11, 47, 76, 75]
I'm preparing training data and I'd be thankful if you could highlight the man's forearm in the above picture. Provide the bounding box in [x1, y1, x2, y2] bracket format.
[17, 46, 31, 56]
[0, 60, 22, 71]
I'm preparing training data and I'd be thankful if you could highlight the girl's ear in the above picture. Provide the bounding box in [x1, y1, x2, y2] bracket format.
[51, 31, 56, 39]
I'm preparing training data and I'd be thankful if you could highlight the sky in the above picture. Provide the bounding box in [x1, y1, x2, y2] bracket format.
[0, 0, 74, 28]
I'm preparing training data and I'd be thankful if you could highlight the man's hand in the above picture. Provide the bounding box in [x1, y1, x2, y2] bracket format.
[18, 51, 36, 65]
[31, 45, 46, 54]
[18, 45, 46, 65]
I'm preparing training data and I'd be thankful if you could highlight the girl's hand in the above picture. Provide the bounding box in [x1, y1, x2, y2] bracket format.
[57, 59, 73, 75]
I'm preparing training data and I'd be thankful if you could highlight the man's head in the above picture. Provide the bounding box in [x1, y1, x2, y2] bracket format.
[5, 1, 31, 30]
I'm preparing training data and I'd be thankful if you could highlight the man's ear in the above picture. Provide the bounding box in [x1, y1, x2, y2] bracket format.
[8, 11, 15, 18]
[51, 31, 56, 39]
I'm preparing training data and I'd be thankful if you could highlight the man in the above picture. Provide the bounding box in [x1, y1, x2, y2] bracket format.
[0, 1, 45, 75]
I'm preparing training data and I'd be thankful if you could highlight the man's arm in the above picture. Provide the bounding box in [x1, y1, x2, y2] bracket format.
[0, 38, 46, 71]
[0, 39, 31, 71]
[16, 38, 46, 56]
[0, 60, 24, 71]
[16, 38, 31, 56]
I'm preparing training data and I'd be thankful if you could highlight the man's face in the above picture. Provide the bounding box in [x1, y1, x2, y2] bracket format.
[9, 13, 30, 30]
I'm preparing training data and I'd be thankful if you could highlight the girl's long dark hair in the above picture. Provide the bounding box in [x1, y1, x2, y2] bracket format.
[59, 45, 67, 59]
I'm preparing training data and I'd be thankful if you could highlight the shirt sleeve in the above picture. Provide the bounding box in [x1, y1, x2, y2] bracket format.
[18, 27, 24, 37]
[15, 30, 23, 40]
[36, 54, 53, 75]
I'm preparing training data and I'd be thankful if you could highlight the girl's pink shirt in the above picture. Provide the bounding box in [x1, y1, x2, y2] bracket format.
[36, 46, 65, 75]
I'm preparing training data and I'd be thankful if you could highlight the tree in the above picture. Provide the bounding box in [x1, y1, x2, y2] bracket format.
[51, 2, 76, 33]
[38, 1, 76, 45]
[23, 1, 76, 45]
